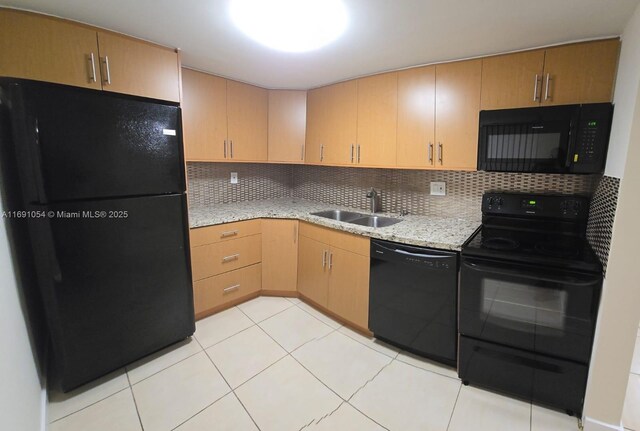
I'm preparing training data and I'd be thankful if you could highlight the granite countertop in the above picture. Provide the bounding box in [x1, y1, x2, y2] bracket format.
[188, 198, 480, 251]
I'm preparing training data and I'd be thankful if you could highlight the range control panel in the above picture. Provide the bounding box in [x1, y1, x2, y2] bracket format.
[483, 193, 589, 221]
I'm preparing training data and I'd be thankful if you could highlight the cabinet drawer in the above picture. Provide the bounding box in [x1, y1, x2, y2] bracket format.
[299, 222, 369, 256]
[190, 219, 262, 247]
[191, 234, 262, 280]
[194, 264, 262, 315]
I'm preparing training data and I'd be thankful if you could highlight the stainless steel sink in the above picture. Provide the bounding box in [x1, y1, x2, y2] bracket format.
[310, 210, 366, 222]
[349, 215, 402, 228]
[311, 210, 402, 228]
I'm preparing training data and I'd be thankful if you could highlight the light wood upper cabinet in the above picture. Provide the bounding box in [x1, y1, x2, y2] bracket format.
[0, 9, 101, 90]
[268, 90, 307, 163]
[356, 73, 398, 167]
[96, 32, 180, 102]
[435, 60, 482, 170]
[182, 69, 228, 161]
[227, 80, 269, 161]
[305, 80, 357, 165]
[327, 246, 370, 329]
[541, 39, 620, 106]
[262, 219, 299, 292]
[297, 235, 330, 307]
[481, 50, 546, 110]
[397, 66, 436, 168]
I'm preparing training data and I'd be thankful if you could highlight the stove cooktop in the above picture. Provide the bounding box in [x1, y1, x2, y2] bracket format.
[462, 226, 602, 273]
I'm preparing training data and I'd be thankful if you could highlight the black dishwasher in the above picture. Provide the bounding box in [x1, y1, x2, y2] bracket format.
[369, 239, 458, 366]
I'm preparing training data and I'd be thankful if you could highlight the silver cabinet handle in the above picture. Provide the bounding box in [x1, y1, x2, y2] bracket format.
[320, 144, 324, 162]
[350, 144, 354, 162]
[223, 284, 240, 294]
[357, 144, 361, 163]
[322, 250, 327, 268]
[329, 252, 333, 269]
[438, 142, 443, 164]
[223, 140, 227, 158]
[533, 74, 540, 101]
[230, 140, 234, 158]
[301, 145, 304, 161]
[428, 142, 433, 164]
[293, 224, 297, 244]
[88, 53, 97, 83]
[222, 254, 240, 263]
[544, 73, 551, 101]
[220, 230, 238, 238]
[101, 56, 111, 85]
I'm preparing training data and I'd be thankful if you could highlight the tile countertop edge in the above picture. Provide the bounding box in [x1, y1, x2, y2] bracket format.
[187, 199, 481, 252]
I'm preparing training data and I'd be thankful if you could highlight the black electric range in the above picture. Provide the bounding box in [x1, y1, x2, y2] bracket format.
[458, 192, 603, 416]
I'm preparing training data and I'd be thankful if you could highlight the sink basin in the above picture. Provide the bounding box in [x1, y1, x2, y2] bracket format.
[349, 215, 402, 228]
[311, 210, 402, 228]
[310, 210, 366, 222]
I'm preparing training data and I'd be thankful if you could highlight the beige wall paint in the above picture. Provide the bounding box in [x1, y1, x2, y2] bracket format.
[583, 48, 640, 430]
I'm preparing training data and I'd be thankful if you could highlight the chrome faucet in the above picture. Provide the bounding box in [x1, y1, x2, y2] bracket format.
[366, 188, 381, 213]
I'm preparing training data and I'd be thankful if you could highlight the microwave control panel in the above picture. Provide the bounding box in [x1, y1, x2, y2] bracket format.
[571, 103, 614, 174]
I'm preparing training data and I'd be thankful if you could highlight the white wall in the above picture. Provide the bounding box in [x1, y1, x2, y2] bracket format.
[0, 189, 45, 430]
[605, 3, 640, 178]
[583, 10, 640, 428]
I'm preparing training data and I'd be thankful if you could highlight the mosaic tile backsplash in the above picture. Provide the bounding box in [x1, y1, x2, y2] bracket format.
[187, 163, 599, 221]
[586, 175, 621, 273]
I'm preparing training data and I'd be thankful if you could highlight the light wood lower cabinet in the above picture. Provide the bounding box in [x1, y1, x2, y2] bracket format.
[297, 223, 370, 331]
[191, 234, 262, 280]
[262, 219, 299, 293]
[194, 264, 262, 317]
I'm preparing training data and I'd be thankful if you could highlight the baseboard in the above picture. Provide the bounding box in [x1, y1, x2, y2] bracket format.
[40, 385, 47, 431]
[261, 289, 297, 297]
[583, 417, 624, 431]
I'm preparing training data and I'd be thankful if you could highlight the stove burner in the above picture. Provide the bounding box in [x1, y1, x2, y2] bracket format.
[482, 237, 519, 251]
[534, 242, 580, 259]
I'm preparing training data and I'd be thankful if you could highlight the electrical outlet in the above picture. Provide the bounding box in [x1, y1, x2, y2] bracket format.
[430, 181, 446, 196]
[230, 172, 238, 184]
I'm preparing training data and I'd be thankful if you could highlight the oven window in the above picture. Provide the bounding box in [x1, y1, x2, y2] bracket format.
[482, 279, 568, 331]
[486, 131, 562, 160]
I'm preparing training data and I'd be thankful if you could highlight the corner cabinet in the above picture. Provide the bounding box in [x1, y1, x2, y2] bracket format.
[182, 68, 268, 162]
[481, 39, 620, 110]
[297, 222, 370, 331]
[0, 9, 180, 102]
[268, 90, 307, 163]
[262, 219, 299, 293]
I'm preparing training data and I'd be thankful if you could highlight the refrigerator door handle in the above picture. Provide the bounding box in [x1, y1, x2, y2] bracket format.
[31, 119, 49, 203]
[32, 215, 62, 282]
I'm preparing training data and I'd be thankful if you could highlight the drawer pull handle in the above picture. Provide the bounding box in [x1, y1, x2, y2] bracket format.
[222, 254, 240, 263]
[220, 230, 239, 238]
[223, 284, 240, 294]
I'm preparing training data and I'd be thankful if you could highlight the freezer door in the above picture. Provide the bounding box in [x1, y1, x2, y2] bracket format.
[29, 194, 194, 391]
[8, 80, 184, 203]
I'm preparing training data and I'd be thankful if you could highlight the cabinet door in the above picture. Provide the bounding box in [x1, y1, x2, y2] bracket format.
[327, 247, 370, 330]
[182, 69, 228, 161]
[268, 90, 307, 163]
[480, 50, 545, 110]
[97, 32, 180, 102]
[297, 236, 329, 307]
[0, 10, 101, 90]
[397, 66, 436, 168]
[435, 60, 482, 170]
[357, 73, 398, 167]
[262, 219, 299, 292]
[541, 39, 620, 106]
[305, 81, 357, 165]
[227, 80, 268, 161]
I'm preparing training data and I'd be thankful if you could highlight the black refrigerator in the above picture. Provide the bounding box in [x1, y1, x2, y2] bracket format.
[0, 79, 195, 391]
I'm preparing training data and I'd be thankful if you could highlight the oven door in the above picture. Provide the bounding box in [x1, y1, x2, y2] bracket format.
[459, 256, 602, 363]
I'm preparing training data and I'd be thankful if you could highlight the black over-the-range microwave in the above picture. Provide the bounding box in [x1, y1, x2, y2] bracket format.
[477, 103, 613, 174]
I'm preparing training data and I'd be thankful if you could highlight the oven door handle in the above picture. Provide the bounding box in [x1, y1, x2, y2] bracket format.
[462, 260, 598, 286]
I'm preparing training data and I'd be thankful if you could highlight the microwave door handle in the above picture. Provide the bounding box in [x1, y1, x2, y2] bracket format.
[463, 260, 596, 286]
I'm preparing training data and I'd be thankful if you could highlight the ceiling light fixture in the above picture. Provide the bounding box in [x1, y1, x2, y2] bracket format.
[229, 0, 348, 53]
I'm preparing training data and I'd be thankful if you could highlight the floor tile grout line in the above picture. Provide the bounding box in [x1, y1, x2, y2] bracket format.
[126, 343, 205, 387]
[168, 390, 231, 431]
[393, 353, 461, 382]
[338, 327, 400, 360]
[445, 383, 463, 431]
[344, 401, 392, 431]
[237, 300, 296, 325]
[125, 373, 146, 431]
[48, 386, 131, 425]
[231, 391, 263, 431]
[346, 357, 394, 403]
[293, 301, 344, 329]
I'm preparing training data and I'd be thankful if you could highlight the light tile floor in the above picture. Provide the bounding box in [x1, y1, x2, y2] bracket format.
[48, 296, 582, 431]
[623, 330, 640, 431]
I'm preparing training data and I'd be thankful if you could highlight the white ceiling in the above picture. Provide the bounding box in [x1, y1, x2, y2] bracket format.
[2, 0, 639, 89]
